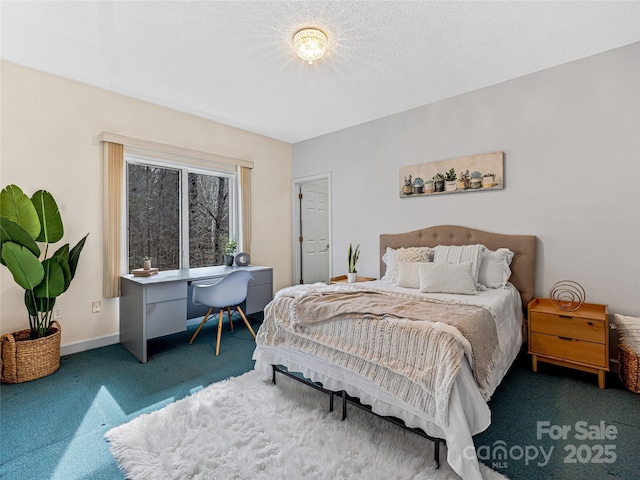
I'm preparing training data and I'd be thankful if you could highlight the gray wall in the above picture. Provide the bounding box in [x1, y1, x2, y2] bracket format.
[292, 42, 640, 317]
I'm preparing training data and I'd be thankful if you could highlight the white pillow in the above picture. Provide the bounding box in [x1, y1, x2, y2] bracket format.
[396, 262, 429, 289]
[419, 262, 477, 295]
[614, 314, 640, 352]
[382, 247, 433, 284]
[433, 244, 484, 284]
[478, 248, 514, 288]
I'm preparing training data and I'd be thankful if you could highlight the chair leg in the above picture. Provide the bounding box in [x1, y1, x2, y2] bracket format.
[227, 307, 234, 331]
[189, 308, 214, 344]
[236, 306, 257, 339]
[216, 309, 224, 355]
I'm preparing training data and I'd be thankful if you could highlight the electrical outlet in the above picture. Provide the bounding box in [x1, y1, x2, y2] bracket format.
[53, 308, 62, 319]
[92, 301, 101, 313]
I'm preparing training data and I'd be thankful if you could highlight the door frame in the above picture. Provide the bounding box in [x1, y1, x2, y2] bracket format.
[291, 173, 332, 284]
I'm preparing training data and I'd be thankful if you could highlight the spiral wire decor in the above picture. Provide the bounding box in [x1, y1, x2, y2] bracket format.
[549, 280, 586, 311]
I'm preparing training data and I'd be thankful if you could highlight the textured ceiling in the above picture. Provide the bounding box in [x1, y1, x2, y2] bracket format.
[2, 1, 639, 143]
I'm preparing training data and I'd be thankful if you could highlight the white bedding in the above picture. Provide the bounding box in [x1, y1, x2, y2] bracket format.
[252, 280, 523, 480]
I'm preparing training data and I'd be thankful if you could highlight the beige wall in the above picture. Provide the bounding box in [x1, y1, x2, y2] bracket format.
[0, 61, 292, 350]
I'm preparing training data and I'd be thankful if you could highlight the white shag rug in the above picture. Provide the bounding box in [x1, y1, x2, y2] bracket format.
[105, 370, 506, 480]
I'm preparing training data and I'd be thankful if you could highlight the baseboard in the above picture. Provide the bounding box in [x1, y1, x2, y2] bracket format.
[60, 314, 258, 357]
[186, 317, 203, 327]
[61, 333, 120, 356]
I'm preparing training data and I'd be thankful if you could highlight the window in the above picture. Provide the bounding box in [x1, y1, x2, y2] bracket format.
[126, 154, 236, 272]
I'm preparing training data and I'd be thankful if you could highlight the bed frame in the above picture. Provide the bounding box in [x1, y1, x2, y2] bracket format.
[272, 225, 537, 471]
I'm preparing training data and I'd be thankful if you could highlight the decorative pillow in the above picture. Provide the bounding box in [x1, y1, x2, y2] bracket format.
[478, 248, 514, 288]
[382, 247, 433, 284]
[396, 262, 429, 289]
[433, 244, 485, 284]
[419, 262, 477, 295]
[614, 314, 640, 352]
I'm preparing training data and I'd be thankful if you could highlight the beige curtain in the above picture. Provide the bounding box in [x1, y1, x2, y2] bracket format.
[239, 166, 251, 256]
[103, 142, 124, 298]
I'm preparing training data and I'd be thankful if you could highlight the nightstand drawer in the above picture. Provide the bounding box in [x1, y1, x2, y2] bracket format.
[530, 311, 605, 343]
[530, 332, 607, 368]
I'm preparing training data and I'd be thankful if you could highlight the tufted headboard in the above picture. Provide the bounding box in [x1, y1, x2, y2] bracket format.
[380, 225, 537, 315]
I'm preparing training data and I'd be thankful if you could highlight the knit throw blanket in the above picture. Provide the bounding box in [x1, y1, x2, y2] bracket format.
[257, 283, 499, 423]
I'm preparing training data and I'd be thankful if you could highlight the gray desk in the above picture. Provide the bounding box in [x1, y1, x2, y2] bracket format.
[119, 265, 273, 362]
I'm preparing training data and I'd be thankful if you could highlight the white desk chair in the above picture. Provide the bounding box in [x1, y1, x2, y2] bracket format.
[189, 270, 256, 355]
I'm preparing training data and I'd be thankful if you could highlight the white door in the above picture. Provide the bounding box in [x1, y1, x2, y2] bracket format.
[297, 178, 330, 284]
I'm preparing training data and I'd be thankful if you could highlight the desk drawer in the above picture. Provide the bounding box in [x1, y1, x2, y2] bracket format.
[147, 299, 187, 339]
[530, 332, 606, 367]
[530, 312, 605, 343]
[250, 270, 272, 286]
[147, 282, 187, 304]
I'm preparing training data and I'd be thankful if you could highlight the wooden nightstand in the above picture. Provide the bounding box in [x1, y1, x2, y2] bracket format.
[528, 298, 609, 388]
[330, 275, 376, 284]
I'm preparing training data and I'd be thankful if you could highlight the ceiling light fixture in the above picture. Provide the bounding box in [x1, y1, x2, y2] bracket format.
[293, 28, 327, 64]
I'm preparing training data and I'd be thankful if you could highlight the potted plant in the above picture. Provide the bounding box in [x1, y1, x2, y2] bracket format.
[222, 236, 238, 266]
[0, 185, 88, 383]
[347, 243, 360, 283]
[412, 177, 424, 194]
[482, 172, 496, 188]
[423, 179, 434, 194]
[402, 175, 413, 195]
[433, 173, 445, 192]
[470, 171, 483, 189]
[444, 168, 457, 192]
[143, 255, 152, 270]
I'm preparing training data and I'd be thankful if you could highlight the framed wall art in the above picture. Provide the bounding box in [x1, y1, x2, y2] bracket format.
[399, 151, 504, 198]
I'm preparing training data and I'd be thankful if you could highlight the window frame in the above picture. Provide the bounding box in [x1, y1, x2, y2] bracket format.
[124, 152, 239, 271]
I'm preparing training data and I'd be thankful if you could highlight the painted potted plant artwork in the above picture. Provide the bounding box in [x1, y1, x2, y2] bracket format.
[412, 177, 424, 194]
[482, 173, 496, 188]
[423, 179, 434, 194]
[399, 151, 504, 198]
[444, 168, 457, 192]
[402, 175, 413, 195]
[470, 171, 483, 189]
[458, 170, 470, 190]
[433, 173, 445, 192]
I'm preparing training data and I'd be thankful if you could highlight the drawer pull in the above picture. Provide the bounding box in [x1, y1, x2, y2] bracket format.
[558, 336, 574, 341]
[559, 315, 573, 319]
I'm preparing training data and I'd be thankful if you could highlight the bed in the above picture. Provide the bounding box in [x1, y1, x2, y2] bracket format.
[253, 225, 536, 480]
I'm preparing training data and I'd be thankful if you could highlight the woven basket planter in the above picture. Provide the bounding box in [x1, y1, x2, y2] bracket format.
[618, 343, 640, 394]
[1, 321, 61, 384]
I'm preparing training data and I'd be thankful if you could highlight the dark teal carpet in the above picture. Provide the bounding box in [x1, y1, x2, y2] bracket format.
[475, 354, 640, 480]
[2, 318, 639, 479]
[1, 316, 261, 480]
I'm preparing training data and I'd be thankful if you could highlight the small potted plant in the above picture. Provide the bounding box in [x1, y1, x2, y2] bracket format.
[222, 236, 238, 266]
[444, 168, 457, 192]
[423, 179, 434, 194]
[143, 255, 152, 270]
[402, 175, 413, 195]
[347, 243, 360, 283]
[0, 185, 88, 383]
[482, 172, 496, 188]
[433, 173, 445, 192]
[470, 171, 483, 189]
[412, 177, 424, 194]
